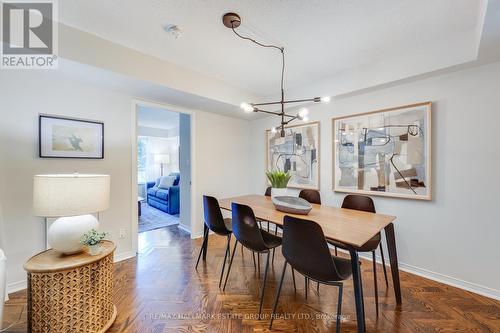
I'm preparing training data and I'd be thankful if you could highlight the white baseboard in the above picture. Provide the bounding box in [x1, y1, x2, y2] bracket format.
[177, 223, 192, 236]
[6, 280, 25, 296]
[114, 251, 136, 263]
[357, 251, 500, 301]
[6, 250, 138, 296]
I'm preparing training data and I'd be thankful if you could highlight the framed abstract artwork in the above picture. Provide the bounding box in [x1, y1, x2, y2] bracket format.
[332, 102, 431, 200]
[266, 122, 320, 190]
[39, 115, 104, 159]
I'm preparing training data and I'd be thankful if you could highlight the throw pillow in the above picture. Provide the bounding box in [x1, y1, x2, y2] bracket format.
[158, 176, 176, 189]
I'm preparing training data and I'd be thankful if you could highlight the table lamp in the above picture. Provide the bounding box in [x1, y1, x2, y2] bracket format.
[154, 154, 170, 176]
[33, 174, 110, 254]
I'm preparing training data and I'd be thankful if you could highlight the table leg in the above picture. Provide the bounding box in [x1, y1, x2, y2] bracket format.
[349, 249, 365, 333]
[384, 222, 402, 304]
[202, 224, 209, 261]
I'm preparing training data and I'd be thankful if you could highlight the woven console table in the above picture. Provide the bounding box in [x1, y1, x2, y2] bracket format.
[24, 241, 117, 333]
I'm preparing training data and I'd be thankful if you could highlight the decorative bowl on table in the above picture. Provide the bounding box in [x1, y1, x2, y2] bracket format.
[272, 196, 312, 215]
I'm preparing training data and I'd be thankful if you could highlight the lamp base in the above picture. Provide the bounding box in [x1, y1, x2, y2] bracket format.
[48, 214, 99, 254]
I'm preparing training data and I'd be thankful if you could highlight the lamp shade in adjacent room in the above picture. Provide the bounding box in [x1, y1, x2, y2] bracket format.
[154, 153, 170, 165]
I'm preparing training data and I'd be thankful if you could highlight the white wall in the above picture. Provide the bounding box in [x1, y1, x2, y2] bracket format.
[249, 62, 500, 299]
[0, 69, 252, 293]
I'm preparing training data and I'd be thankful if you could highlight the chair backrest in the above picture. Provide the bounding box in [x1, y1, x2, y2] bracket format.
[298, 189, 321, 204]
[203, 196, 230, 235]
[264, 186, 272, 197]
[231, 203, 267, 252]
[341, 195, 375, 213]
[282, 215, 344, 281]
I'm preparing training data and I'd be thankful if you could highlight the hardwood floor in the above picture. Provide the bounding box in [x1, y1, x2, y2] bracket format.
[3, 225, 500, 332]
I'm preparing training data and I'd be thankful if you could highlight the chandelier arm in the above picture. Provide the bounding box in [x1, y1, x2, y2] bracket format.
[283, 97, 322, 104]
[253, 108, 282, 116]
[284, 115, 299, 125]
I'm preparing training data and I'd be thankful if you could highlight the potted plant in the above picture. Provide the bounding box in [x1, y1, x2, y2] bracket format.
[266, 170, 292, 197]
[80, 229, 107, 255]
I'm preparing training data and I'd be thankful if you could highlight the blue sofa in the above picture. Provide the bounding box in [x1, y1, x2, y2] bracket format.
[146, 172, 180, 215]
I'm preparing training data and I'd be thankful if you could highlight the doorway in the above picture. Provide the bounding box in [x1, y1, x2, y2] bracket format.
[132, 101, 193, 253]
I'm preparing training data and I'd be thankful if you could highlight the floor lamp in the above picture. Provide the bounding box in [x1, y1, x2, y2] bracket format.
[154, 154, 170, 177]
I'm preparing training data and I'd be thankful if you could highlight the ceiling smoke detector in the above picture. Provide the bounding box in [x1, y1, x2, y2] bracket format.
[163, 24, 182, 39]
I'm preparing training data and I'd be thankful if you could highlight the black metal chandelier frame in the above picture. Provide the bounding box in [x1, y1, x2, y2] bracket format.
[222, 12, 329, 137]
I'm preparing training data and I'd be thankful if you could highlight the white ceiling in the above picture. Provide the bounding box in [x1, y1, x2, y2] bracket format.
[59, 0, 486, 99]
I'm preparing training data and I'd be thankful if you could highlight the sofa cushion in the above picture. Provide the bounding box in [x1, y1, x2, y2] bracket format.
[155, 189, 169, 200]
[158, 176, 176, 189]
[147, 187, 159, 196]
[168, 172, 180, 186]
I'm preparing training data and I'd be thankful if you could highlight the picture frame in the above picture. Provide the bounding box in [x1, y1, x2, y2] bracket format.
[332, 102, 432, 200]
[266, 121, 320, 190]
[39, 115, 104, 159]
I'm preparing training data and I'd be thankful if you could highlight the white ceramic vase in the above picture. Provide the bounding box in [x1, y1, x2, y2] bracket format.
[87, 244, 102, 256]
[271, 187, 290, 198]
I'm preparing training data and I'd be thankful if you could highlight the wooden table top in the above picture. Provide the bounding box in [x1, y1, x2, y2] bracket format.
[24, 240, 116, 273]
[219, 195, 396, 248]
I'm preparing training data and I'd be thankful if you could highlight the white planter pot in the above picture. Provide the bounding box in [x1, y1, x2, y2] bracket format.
[0, 249, 6, 327]
[87, 244, 102, 256]
[271, 187, 291, 198]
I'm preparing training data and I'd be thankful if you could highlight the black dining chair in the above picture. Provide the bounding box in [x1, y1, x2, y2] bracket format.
[195, 195, 233, 287]
[223, 202, 282, 318]
[298, 189, 322, 294]
[298, 189, 321, 205]
[264, 186, 272, 197]
[270, 215, 352, 332]
[331, 194, 388, 316]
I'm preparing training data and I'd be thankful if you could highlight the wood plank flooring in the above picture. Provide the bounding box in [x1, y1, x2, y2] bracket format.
[2, 225, 499, 332]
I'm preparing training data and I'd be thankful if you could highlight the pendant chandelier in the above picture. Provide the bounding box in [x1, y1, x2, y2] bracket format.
[222, 12, 330, 137]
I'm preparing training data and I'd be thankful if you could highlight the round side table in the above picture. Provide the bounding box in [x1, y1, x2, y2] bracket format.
[24, 241, 117, 333]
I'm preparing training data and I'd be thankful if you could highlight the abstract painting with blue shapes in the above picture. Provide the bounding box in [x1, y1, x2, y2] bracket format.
[333, 102, 431, 200]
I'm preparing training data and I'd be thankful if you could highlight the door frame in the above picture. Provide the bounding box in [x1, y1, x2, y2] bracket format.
[130, 99, 196, 254]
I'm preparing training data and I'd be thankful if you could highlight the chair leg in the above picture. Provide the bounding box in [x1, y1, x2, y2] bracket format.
[258, 252, 271, 319]
[305, 277, 308, 300]
[272, 248, 275, 265]
[195, 227, 208, 269]
[223, 240, 239, 291]
[219, 235, 231, 288]
[372, 251, 379, 316]
[252, 251, 256, 269]
[291, 268, 297, 292]
[379, 243, 389, 287]
[317, 281, 320, 293]
[269, 261, 287, 330]
[336, 283, 343, 333]
[257, 253, 260, 274]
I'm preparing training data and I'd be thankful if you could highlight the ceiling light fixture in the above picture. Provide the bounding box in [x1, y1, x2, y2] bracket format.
[163, 24, 182, 39]
[222, 12, 330, 137]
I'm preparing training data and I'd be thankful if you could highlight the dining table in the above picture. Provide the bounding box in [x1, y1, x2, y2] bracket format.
[212, 194, 401, 333]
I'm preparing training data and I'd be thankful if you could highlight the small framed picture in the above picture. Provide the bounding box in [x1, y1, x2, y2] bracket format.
[39, 115, 104, 159]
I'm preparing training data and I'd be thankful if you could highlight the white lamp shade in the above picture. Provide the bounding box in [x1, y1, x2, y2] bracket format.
[154, 154, 170, 164]
[33, 174, 110, 217]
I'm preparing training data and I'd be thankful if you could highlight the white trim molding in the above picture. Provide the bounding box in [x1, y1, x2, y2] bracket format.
[359, 252, 500, 301]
